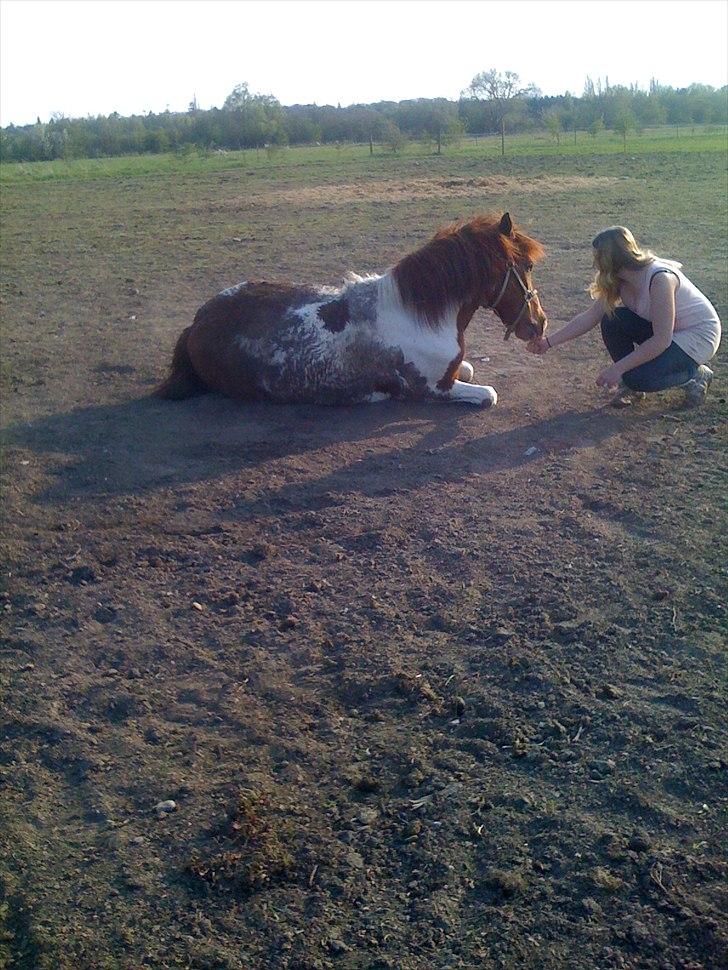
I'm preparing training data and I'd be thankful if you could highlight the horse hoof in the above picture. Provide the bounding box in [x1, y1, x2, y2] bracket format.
[458, 360, 474, 383]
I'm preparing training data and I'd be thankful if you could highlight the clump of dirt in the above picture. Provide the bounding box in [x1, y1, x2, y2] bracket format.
[186, 790, 297, 893]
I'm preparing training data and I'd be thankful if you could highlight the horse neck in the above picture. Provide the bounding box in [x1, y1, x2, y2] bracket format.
[378, 271, 459, 330]
[455, 300, 480, 337]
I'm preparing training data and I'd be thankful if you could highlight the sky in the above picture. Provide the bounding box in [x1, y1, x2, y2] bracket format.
[1, 0, 727, 127]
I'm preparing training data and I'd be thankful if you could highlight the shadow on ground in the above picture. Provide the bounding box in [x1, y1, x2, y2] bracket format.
[2, 391, 654, 507]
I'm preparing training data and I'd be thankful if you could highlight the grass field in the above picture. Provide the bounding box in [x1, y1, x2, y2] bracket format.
[1, 132, 727, 969]
[1, 124, 726, 185]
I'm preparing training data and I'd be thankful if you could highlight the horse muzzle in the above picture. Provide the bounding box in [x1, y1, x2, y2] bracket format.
[505, 303, 547, 342]
[514, 311, 547, 342]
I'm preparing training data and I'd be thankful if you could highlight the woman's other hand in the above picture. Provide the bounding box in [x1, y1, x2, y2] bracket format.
[526, 335, 550, 355]
[596, 362, 624, 388]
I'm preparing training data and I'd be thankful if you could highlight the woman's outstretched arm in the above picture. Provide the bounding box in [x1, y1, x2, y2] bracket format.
[527, 298, 608, 354]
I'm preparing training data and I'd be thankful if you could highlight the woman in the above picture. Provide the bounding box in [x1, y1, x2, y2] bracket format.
[527, 227, 721, 407]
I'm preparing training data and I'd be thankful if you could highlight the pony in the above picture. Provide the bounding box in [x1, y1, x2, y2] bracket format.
[155, 212, 547, 407]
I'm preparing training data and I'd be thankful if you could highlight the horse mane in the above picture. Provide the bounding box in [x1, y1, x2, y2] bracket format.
[392, 213, 545, 327]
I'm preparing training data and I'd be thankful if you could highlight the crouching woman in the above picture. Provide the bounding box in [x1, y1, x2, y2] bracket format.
[528, 226, 721, 407]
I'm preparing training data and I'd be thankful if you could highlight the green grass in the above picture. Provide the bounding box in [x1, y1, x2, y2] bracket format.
[1, 125, 726, 185]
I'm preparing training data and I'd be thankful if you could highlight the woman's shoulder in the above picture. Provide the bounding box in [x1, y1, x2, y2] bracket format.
[649, 256, 683, 275]
[647, 258, 682, 290]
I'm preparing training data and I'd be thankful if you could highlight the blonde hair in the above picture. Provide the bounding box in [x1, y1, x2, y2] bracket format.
[589, 226, 663, 310]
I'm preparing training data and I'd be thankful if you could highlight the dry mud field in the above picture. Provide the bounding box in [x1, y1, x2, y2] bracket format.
[1, 150, 727, 969]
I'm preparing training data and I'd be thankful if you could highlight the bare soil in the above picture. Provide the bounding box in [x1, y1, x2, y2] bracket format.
[1, 157, 727, 970]
[223, 174, 620, 210]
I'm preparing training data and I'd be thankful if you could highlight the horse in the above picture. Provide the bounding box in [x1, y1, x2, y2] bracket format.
[154, 212, 547, 408]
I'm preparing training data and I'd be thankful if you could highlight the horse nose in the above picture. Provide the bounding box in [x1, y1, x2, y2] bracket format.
[529, 308, 545, 333]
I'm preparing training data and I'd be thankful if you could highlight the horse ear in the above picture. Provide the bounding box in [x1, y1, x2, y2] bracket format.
[499, 212, 513, 236]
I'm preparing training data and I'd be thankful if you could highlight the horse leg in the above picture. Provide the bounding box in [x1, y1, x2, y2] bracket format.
[391, 327, 495, 406]
[437, 380, 498, 407]
[432, 353, 496, 407]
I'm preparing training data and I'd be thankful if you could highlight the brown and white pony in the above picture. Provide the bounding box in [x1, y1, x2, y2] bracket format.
[155, 212, 547, 407]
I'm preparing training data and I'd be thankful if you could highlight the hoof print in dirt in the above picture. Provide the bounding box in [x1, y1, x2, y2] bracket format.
[66, 564, 97, 585]
[352, 775, 381, 795]
[591, 866, 628, 893]
[627, 828, 652, 853]
[92, 604, 119, 624]
[393, 671, 444, 714]
[241, 544, 271, 565]
[452, 695, 467, 717]
[88, 687, 147, 724]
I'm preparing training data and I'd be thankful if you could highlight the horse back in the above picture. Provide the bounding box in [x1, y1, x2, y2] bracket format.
[192, 281, 326, 340]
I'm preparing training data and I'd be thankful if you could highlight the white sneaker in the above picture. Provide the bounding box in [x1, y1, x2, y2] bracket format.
[610, 382, 647, 408]
[683, 365, 714, 407]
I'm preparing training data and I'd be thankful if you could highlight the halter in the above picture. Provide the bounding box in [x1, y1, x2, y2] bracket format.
[485, 263, 539, 340]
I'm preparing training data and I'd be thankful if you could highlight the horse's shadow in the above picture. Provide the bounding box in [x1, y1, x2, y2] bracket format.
[231, 401, 649, 524]
[2, 390, 650, 511]
[2, 394, 454, 505]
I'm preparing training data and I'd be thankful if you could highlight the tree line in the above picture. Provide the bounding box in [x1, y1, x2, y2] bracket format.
[1, 74, 726, 163]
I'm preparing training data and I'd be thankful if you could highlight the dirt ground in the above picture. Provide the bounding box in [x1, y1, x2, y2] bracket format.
[1, 156, 727, 970]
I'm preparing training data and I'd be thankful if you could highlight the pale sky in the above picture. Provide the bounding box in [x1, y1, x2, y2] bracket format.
[1, 0, 727, 127]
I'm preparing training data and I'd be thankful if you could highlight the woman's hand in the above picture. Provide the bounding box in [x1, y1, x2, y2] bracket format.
[526, 335, 550, 355]
[596, 362, 624, 388]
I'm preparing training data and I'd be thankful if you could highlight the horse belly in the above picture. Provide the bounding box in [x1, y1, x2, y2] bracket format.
[183, 286, 321, 401]
[193, 325, 388, 404]
[256, 336, 388, 404]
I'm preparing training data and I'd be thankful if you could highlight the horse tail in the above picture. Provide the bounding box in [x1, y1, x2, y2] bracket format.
[153, 327, 207, 400]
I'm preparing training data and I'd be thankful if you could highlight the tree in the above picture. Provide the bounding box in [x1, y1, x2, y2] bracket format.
[464, 69, 539, 155]
[223, 82, 253, 111]
[589, 116, 605, 139]
[613, 108, 637, 152]
[397, 99, 463, 154]
[221, 82, 285, 149]
[382, 120, 406, 154]
[544, 110, 562, 146]
[633, 90, 666, 128]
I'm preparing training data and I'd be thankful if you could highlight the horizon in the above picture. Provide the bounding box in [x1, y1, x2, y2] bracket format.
[2, 0, 728, 128]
